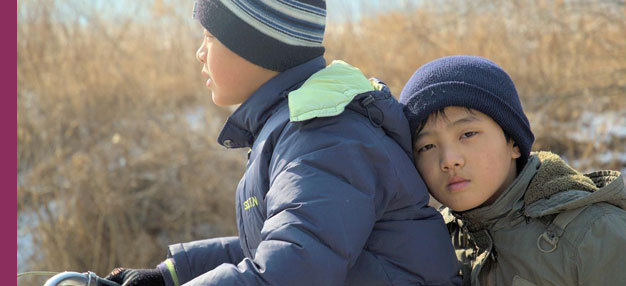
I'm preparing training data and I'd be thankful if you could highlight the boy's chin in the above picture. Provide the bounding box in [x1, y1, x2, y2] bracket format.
[212, 91, 250, 107]
[450, 201, 489, 212]
[443, 199, 484, 213]
[212, 93, 235, 107]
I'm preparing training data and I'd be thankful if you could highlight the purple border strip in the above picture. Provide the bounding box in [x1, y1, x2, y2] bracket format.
[9, 0, 18, 283]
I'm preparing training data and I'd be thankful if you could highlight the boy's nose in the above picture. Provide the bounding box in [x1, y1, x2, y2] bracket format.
[440, 149, 464, 171]
[196, 41, 207, 64]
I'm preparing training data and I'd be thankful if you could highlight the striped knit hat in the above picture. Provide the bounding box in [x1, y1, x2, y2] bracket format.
[193, 0, 326, 72]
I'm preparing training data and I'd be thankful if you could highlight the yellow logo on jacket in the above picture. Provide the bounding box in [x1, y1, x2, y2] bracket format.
[243, 196, 259, 210]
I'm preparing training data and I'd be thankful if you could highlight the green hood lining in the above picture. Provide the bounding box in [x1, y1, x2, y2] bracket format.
[288, 60, 381, 122]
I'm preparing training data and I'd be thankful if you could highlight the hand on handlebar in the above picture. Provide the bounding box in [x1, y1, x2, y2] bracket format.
[104, 268, 165, 286]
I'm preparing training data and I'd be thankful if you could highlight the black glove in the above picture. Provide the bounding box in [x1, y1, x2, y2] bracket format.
[104, 268, 165, 286]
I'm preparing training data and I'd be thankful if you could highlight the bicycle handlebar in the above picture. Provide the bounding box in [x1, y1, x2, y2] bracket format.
[35, 271, 120, 286]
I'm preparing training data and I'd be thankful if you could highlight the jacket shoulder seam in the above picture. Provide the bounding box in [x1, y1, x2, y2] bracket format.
[572, 207, 624, 283]
[566, 203, 618, 245]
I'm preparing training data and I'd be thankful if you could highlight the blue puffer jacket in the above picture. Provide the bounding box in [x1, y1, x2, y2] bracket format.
[164, 57, 461, 285]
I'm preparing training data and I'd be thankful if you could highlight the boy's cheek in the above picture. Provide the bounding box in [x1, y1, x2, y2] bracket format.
[416, 165, 437, 189]
[415, 155, 435, 174]
[415, 159, 428, 176]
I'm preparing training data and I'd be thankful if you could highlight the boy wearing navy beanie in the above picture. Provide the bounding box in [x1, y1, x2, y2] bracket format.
[400, 55, 626, 285]
[103, 1, 462, 285]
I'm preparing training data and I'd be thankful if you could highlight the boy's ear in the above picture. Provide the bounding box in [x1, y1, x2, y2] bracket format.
[511, 141, 521, 159]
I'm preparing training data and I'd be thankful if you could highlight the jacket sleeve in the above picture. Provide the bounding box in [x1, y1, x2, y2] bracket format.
[183, 142, 380, 285]
[576, 208, 626, 285]
[166, 236, 245, 284]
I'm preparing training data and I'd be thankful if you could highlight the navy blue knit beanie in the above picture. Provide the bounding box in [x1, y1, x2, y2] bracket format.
[193, 0, 326, 72]
[399, 55, 534, 167]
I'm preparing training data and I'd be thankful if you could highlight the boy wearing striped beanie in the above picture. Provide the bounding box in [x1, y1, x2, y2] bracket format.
[104, 1, 462, 285]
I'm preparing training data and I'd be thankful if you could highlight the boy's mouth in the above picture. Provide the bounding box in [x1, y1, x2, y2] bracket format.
[201, 66, 210, 78]
[447, 176, 470, 192]
[201, 68, 212, 87]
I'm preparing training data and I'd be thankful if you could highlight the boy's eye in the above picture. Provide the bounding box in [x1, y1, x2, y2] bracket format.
[417, 144, 435, 153]
[461, 131, 478, 139]
[203, 32, 215, 40]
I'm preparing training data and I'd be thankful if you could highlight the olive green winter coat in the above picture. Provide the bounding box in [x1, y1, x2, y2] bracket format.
[443, 151, 626, 286]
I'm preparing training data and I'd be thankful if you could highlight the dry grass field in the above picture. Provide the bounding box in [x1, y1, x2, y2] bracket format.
[17, 0, 625, 284]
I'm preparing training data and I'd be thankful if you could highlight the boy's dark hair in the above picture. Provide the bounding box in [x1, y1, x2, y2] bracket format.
[400, 55, 534, 169]
[414, 107, 513, 143]
[193, 0, 326, 72]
